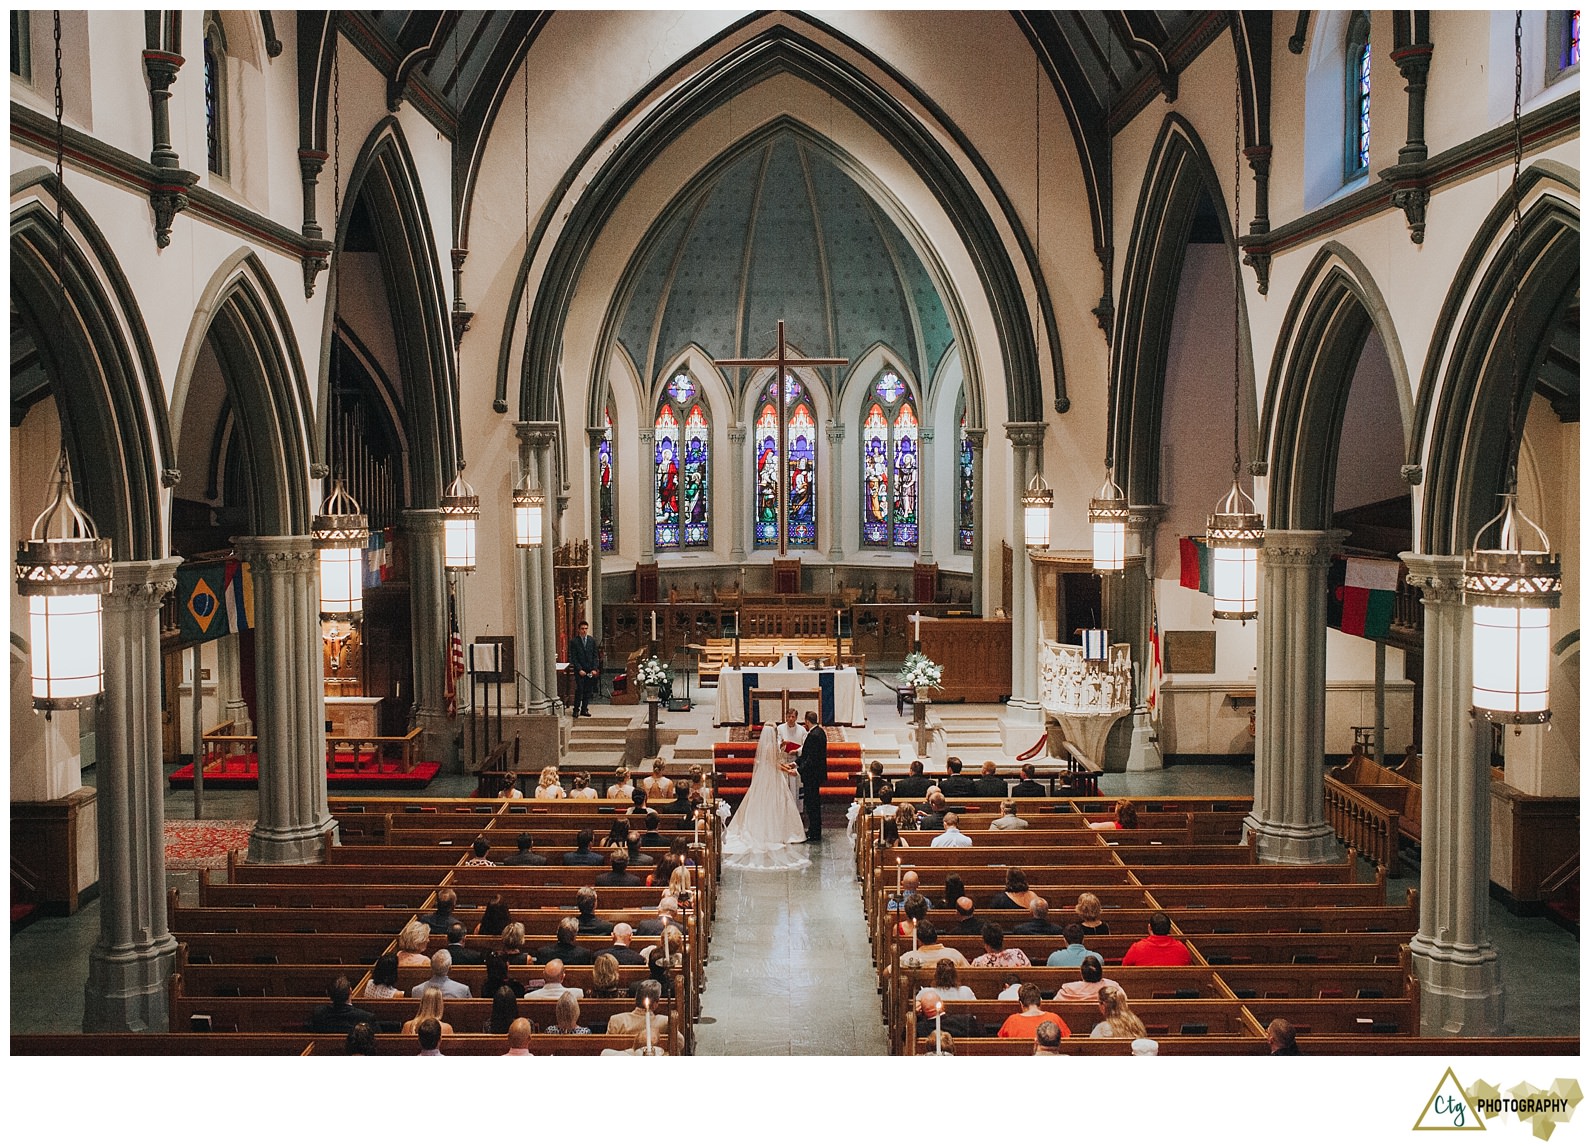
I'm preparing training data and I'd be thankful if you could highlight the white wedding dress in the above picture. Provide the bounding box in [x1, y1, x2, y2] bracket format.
[722, 724, 811, 871]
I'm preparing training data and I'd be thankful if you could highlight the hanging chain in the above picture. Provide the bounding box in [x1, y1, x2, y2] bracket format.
[331, 34, 341, 479]
[1102, 23, 1116, 475]
[1033, 53, 1041, 362]
[53, 12, 65, 303]
[1506, 10, 1524, 495]
[1232, 62, 1243, 482]
[524, 46, 531, 340]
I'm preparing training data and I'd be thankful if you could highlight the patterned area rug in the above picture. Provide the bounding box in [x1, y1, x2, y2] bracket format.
[164, 819, 255, 871]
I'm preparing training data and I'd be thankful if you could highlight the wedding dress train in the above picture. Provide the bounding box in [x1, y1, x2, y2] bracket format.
[721, 724, 811, 871]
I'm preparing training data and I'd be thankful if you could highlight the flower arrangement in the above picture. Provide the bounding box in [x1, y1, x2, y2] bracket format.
[900, 651, 943, 692]
[637, 657, 672, 688]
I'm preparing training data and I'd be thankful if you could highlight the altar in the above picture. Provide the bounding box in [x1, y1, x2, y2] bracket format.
[715, 654, 865, 726]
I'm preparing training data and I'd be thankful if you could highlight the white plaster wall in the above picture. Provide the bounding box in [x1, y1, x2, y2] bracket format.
[1332, 324, 1407, 512]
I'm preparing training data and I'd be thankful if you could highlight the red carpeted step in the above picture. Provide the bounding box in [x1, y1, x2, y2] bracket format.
[169, 755, 441, 790]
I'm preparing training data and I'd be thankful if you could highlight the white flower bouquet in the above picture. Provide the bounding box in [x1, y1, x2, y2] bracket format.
[900, 651, 943, 691]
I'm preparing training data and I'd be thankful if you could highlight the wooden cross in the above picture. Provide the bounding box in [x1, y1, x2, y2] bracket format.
[714, 320, 847, 555]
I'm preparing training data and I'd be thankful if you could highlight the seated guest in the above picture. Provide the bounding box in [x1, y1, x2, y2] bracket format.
[855, 760, 887, 800]
[940, 757, 977, 798]
[606, 766, 635, 800]
[363, 953, 402, 1000]
[1032, 1020, 1064, 1055]
[567, 770, 599, 799]
[920, 1030, 956, 1056]
[409, 949, 471, 999]
[500, 922, 531, 965]
[1075, 891, 1110, 937]
[660, 783, 695, 818]
[879, 820, 907, 851]
[414, 1017, 444, 1056]
[638, 811, 668, 850]
[930, 812, 973, 848]
[533, 918, 593, 966]
[503, 1017, 533, 1055]
[635, 895, 685, 936]
[624, 830, 655, 867]
[667, 836, 698, 868]
[402, 987, 455, 1036]
[912, 989, 977, 1040]
[445, 922, 485, 966]
[396, 921, 433, 968]
[899, 921, 969, 969]
[1011, 763, 1046, 798]
[1088, 798, 1139, 830]
[893, 894, 929, 943]
[970, 922, 1031, 968]
[640, 760, 675, 801]
[996, 974, 1023, 1001]
[595, 846, 643, 887]
[499, 833, 546, 867]
[971, 760, 1008, 798]
[419, 889, 464, 933]
[916, 792, 949, 832]
[561, 827, 605, 866]
[309, 976, 377, 1034]
[989, 799, 1029, 831]
[483, 951, 527, 999]
[607, 979, 669, 1041]
[630, 788, 649, 814]
[487, 984, 521, 1034]
[534, 765, 566, 799]
[987, 868, 1039, 911]
[1046, 922, 1103, 967]
[997, 982, 1071, 1040]
[667, 864, 697, 908]
[575, 886, 613, 935]
[1267, 1017, 1301, 1055]
[951, 896, 983, 935]
[894, 803, 919, 832]
[886, 870, 931, 911]
[501, 774, 524, 799]
[462, 837, 495, 866]
[915, 958, 976, 1003]
[1121, 912, 1192, 966]
[478, 894, 512, 936]
[1054, 954, 1121, 1002]
[943, 874, 966, 906]
[1014, 897, 1066, 936]
[1090, 984, 1148, 1039]
[588, 952, 624, 997]
[599, 922, 648, 966]
[893, 760, 931, 800]
[524, 959, 584, 1000]
[647, 927, 684, 996]
[545, 991, 590, 1035]
[604, 819, 630, 850]
[345, 1022, 378, 1056]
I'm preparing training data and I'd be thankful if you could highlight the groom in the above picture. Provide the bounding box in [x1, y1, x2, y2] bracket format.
[795, 710, 827, 841]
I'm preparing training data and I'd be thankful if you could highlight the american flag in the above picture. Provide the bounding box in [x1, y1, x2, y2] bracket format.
[446, 583, 465, 717]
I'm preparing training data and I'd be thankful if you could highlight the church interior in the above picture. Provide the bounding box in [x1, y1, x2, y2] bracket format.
[7, 10, 1581, 1067]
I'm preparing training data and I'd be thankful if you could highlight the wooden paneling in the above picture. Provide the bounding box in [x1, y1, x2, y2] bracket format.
[919, 617, 1012, 702]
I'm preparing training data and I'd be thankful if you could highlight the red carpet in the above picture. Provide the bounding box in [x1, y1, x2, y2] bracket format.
[165, 819, 255, 871]
[168, 754, 441, 790]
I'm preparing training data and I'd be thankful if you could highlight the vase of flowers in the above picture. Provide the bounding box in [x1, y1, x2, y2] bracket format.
[638, 656, 671, 703]
[900, 652, 943, 727]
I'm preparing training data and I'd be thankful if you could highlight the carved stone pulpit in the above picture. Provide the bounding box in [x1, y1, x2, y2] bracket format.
[1038, 641, 1133, 771]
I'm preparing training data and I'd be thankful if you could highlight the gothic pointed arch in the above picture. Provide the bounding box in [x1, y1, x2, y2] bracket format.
[1262, 242, 1413, 531]
[1414, 168, 1580, 554]
[1112, 113, 1256, 506]
[10, 171, 172, 560]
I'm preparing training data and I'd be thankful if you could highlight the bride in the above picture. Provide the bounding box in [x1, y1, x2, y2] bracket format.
[722, 723, 811, 871]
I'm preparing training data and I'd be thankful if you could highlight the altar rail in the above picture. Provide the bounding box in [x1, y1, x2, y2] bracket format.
[202, 721, 423, 774]
[602, 602, 974, 663]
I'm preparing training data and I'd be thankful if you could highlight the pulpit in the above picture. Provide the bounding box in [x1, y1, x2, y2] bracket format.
[912, 562, 939, 603]
[634, 562, 659, 603]
[772, 558, 802, 596]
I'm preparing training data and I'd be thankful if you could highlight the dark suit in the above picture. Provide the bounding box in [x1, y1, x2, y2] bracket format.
[1012, 920, 1067, 936]
[533, 941, 593, 966]
[595, 870, 643, 887]
[913, 1013, 979, 1040]
[795, 723, 828, 838]
[569, 632, 602, 715]
[941, 775, 978, 798]
[894, 775, 931, 800]
[576, 914, 614, 936]
[309, 1001, 376, 1034]
[446, 941, 486, 966]
[561, 848, 605, 866]
[917, 811, 946, 832]
[1012, 779, 1047, 798]
[500, 849, 548, 867]
[972, 776, 1008, 798]
[599, 944, 647, 966]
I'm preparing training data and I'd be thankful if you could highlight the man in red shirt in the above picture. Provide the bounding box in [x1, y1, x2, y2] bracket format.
[1120, 911, 1193, 966]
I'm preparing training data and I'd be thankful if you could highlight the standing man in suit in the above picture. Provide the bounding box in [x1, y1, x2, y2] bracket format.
[569, 620, 601, 717]
[796, 710, 827, 841]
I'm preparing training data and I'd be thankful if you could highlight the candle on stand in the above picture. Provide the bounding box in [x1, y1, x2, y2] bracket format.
[896, 857, 902, 898]
[644, 997, 654, 1053]
[912, 612, 921, 644]
[651, 610, 658, 641]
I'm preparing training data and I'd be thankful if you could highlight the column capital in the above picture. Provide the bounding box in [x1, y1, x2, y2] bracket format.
[1261, 528, 1347, 568]
[963, 426, 986, 448]
[825, 420, 845, 443]
[920, 426, 934, 443]
[105, 557, 183, 606]
[234, 534, 317, 572]
[1400, 551, 1465, 604]
[727, 424, 747, 444]
[586, 425, 608, 448]
[515, 420, 559, 452]
[1003, 421, 1047, 450]
[401, 507, 443, 536]
[1126, 503, 1167, 529]
[637, 427, 655, 445]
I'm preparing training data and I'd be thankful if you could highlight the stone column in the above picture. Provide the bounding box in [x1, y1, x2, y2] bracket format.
[825, 420, 846, 561]
[402, 510, 458, 770]
[586, 424, 606, 648]
[216, 631, 251, 734]
[1001, 423, 1046, 750]
[1403, 552, 1505, 1035]
[728, 424, 748, 561]
[236, 537, 334, 862]
[84, 558, 181, 1031]
[1121, 505, 1166, 772]
[1245, 529, 1345, 863]
[965, 427, 986, 616]
[917, 425, 935, 563]
[517, 422, 561, 715]
[637, 426, 656, 564]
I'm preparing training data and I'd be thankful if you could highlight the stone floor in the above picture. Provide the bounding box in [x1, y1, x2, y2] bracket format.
[9, 688, 1579, 1046]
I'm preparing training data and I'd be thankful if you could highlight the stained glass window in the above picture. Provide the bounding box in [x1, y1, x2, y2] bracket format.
[1345, 13, 1370, 179]
[753, 374, 818, 549]
[204, 19, 226, 177]
[654, 376, 709, 550]
[598, 406, 615, 553]
[860, 370, 919, 550]
[1572, 11, 1582, 68]
[957, 405, 975, 552]
[1552, 10, 1581, 76]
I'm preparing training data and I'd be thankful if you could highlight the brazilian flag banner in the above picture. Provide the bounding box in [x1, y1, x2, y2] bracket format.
[175, 559, 254, 644]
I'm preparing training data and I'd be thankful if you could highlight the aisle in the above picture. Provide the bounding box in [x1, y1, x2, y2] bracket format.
[695, 824, 887, 1055]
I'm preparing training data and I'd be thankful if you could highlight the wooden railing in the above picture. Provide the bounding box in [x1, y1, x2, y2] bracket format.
[201, 720, 424, 774]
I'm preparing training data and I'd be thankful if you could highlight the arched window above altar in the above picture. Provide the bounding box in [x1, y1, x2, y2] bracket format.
[598, 404, 615, 553]
[860, 369, 919, 550]
[655, 374, 710, 550]
[754, 374, 818, 550]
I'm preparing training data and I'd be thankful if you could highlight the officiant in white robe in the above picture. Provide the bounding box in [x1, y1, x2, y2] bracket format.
[774, 708, 806, 808]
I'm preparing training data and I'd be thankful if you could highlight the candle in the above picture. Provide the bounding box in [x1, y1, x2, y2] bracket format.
[912, 612, 921, 643]
[912, 927, 919, 952]
[896, 857, 902, 898]
[644, 997, 654, 1052]
[694, 815, 701, 847]
[663, 930, 671, 961]
[651, 610, 658, 640]
[934, 1011, 941, 1038]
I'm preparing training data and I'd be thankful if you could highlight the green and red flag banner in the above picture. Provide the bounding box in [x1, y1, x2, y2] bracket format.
[1327, 555, 1399, 639]
[176, 559, 254, 644]
[1178, 536, 1212, 595]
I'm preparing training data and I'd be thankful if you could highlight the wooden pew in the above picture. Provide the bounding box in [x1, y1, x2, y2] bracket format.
[919, 1036, 1581, 1056]
[11, 1031, 637, 1056]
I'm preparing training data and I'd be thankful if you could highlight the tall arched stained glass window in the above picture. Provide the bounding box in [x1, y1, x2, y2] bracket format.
[1345, 12, 1371, 179]
[753, 374, 818, 549]
[655, 373, 709, 550]
[956, 402, 975, 552]
[204, 15, 228, 177]
[860, 370, 918, 549]
[598, 405, 615, 553]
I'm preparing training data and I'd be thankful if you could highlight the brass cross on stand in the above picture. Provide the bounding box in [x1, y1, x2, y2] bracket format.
[714, 320, 847, 556]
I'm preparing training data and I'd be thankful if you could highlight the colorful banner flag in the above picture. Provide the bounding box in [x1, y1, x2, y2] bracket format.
[1179, 536, 1212, 594]
[445, 582, 465, 717]
[1327, 555, 1399, 639]
[1147, 590, 1163, 717]
[223, 559, 254, 633]
[364, 527, 393, 588]
[176, 559, 254, 644]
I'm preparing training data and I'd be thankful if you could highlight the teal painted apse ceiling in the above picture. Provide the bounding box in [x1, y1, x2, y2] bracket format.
[617, 131, 954, 387]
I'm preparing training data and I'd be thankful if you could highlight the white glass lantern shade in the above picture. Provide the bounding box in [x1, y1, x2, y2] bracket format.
[1022, 474, 1053, 551]
[1207, 480, 1264, 622]
[319, 546, 363, 619]
[440, 470, 480, 572]
[1088, 476, 1129, 572]
[514, 480, 545, 549]
[29, 592, 104, 706]
[1463, 494, 1561, 725]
